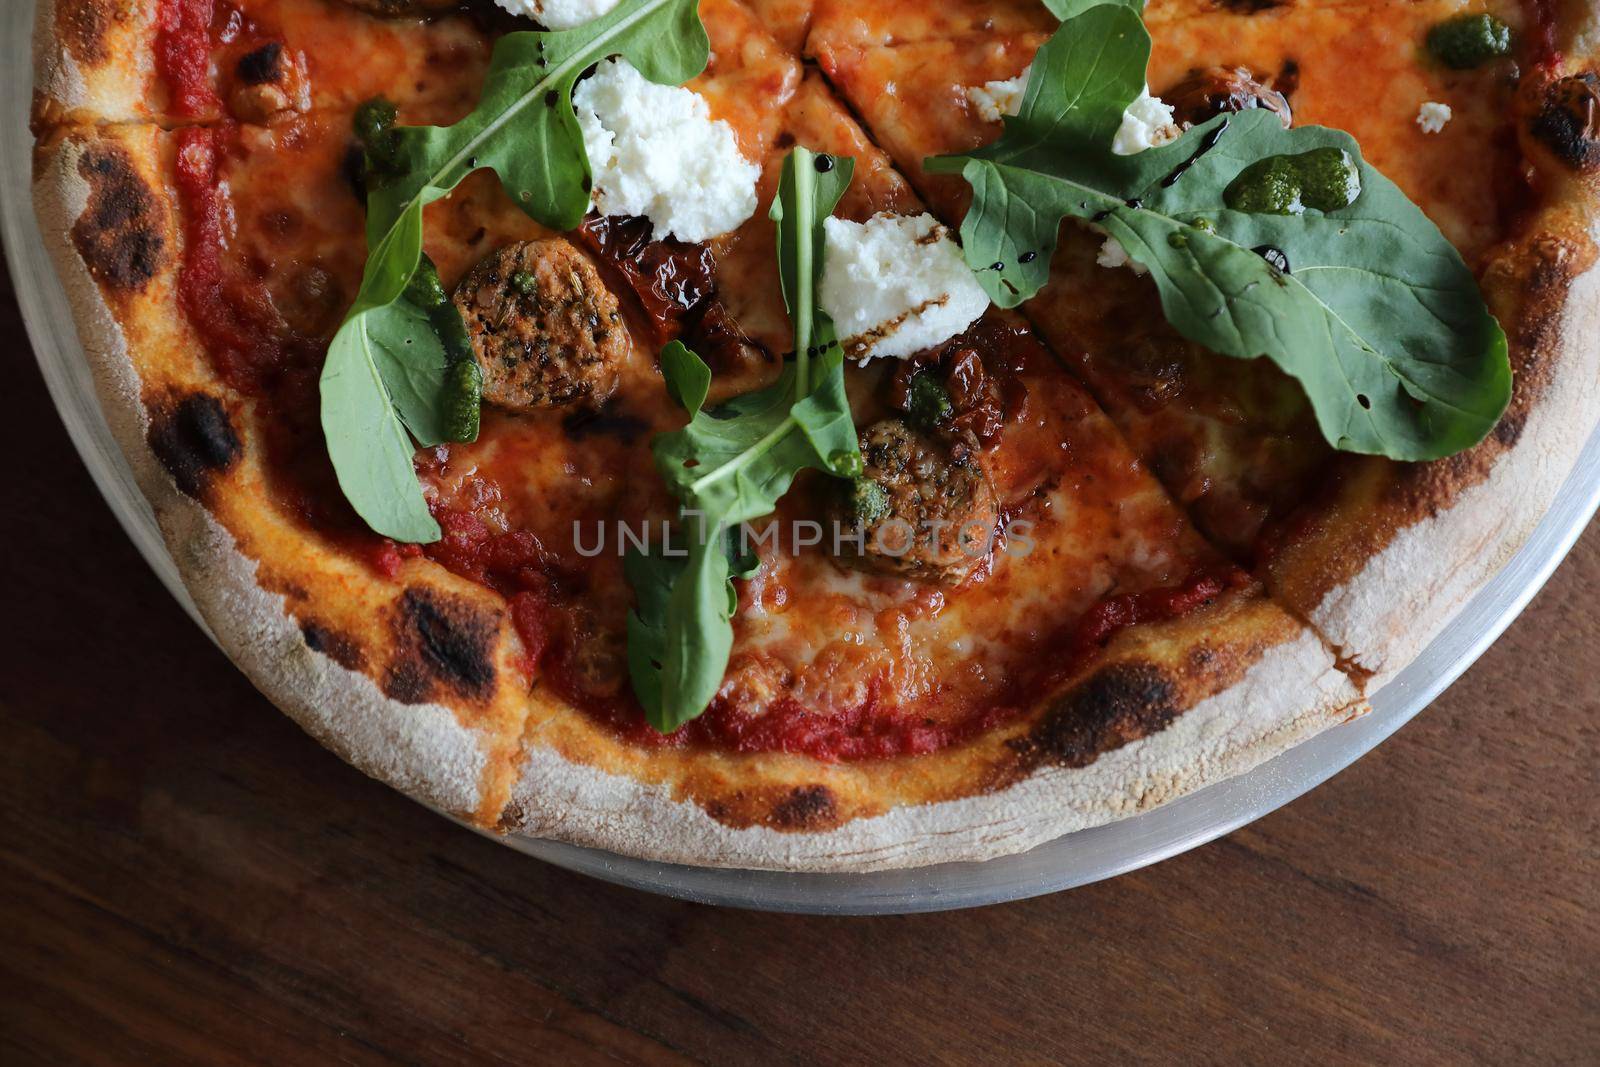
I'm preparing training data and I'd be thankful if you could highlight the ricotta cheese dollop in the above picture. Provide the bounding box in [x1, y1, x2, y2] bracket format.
[1095, 234, 1148, 276]
[492, 0, 621, 30]
[1416, 100, 1453, 134]
[573, 58, 761, 243]
[1112, 88, 1181, 155]
[819, 213, 991, 362]
[965, 66, 1181, 157]
[966, 67, 1031, 123]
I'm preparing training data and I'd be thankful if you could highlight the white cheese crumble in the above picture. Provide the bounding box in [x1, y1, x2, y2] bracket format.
[572, 58, 760, 243]
[1113, 87, 1181, 155]
[491, 0, 620, 29]
[819, 213, 991, 362]
[964, 67, 1181, 157]
[966, 66, 1031, 123]
[1416, 100, 1453, 134]
[1095, 235, 1148, 276]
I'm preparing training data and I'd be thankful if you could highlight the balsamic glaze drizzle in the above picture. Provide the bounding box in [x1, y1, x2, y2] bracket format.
[1160, 117, 1230, 189]
[1253, 245, 1291, 273]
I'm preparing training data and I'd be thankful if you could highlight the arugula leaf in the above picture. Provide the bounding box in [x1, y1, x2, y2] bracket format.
[928, 3, 1510, 461]
[360, 296, 456, 447]
[321, 0, 710, 541]
[1043, 0, 1143, 19]
[627, 147, 858, 731]
[624, 522, 756, 729]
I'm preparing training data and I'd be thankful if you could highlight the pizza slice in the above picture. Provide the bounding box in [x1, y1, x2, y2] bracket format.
[33, 0, 1366, 869]
[805, 0, 1600, 684]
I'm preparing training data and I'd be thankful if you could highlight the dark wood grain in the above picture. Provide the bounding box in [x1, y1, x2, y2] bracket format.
[1, 264, 1595, 1066]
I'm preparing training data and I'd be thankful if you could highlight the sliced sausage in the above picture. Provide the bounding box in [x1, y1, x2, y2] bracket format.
[452, 239, 629, 411]
[832, 419, 999, 584]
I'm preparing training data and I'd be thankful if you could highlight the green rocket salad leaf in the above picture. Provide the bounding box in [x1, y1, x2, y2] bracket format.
[320, 0, 710, 542]
[928, 2, 1510, 461]
[626, 147, 859, 732]
[1042, 0, 1143, 19]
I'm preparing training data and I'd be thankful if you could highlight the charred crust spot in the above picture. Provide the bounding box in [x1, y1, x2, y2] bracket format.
[1010, 663, 1180, 769]
[301, 621, 366, 672]
[383, 663, 430, 704]
[766, 785, 838, 831]
[1492, 408, 1526, 448]
[236, 42, 285, 86]
[702, 798, 732, 822]
[71, 145, 166, 291]
[691, 784, 846, 832]
[1472, 231, 1593, 459]
[147, 393, 242, 498]
[385, 588, 498, 704]
[1218, 0, 1282, 12]
[1513, 237, 1589, 362]
[495, 798, 527, 832]
[1531, 73, 1600, 172]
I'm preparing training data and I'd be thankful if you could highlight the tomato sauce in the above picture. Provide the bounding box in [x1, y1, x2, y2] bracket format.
[173, 127, 297, 393]
[156, 0, 221, 117]
[174, 124, 402, 550]
[1521, 0, 1563, 70]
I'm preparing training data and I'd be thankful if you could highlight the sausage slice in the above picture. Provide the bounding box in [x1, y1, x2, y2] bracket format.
[832, 419, 1000, 584]
[452, 239, 629, 411]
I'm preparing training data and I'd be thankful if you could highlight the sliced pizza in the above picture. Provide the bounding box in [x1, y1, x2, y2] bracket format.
[28, 0, 1598, 871]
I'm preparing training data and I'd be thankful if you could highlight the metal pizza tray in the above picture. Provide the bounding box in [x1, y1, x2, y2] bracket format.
[7, 0, 1598, 914]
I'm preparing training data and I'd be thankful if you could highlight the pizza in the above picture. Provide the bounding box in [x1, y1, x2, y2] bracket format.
[29, 0, 1598, 871]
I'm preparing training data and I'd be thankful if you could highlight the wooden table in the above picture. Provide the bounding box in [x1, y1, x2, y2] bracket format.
[1, 266, 1595, 1066]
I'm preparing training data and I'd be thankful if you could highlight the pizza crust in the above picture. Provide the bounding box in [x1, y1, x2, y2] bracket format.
[32, 0, 167, 128]
[502, 627, 1357, 871]
[33, 129, 489, 821]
